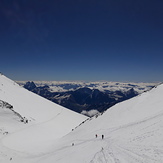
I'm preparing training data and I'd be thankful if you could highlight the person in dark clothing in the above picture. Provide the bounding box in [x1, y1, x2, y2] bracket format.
[95, 134, 97, 138]
[102, 134, 104, 139]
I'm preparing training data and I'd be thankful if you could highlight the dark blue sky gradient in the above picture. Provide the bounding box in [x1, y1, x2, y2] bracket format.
[0, 0, 163, 82]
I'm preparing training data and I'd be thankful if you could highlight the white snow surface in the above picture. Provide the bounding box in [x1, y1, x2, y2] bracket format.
[1, 74, 163, 163]
[0, 74, 86, 160]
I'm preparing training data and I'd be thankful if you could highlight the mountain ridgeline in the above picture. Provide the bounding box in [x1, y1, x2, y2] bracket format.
[24, 81, 139, 116]
[1, 75, 162, 163]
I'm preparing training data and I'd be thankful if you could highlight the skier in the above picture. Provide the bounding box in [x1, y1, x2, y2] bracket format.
[95, 134, 98, 138]
[102, 134, 104, 139]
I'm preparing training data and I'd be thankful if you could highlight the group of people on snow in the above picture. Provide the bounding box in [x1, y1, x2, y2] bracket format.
[96, 134, 104, 139]
[72, 134, 104, 146]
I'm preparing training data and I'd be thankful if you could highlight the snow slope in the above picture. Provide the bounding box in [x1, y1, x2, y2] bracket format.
[34, 84, 163, 163]
[0, 74, 85, 122]
[0, 74, 163, 163]
[0, 74, 87, 157]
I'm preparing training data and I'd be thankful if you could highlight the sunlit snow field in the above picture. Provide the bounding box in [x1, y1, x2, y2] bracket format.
[0, 74, 163, 163]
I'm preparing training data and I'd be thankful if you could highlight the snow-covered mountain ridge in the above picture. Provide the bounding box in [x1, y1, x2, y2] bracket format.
[0, 74, 87, 157]
[0, 74, 163, 162]
[0, 74, 86, 122]
[38, 83, 163, 163]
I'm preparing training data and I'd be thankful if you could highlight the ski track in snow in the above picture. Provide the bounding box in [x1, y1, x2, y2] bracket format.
[87, 111, 163, 163]
[1, 75, 163, 163]
[1, 103, 163, 163]
[0, 115, 162, 162]
[38, 109, 163, 163]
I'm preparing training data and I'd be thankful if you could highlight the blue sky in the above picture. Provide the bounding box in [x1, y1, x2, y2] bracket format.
[0, 0, 163, 82]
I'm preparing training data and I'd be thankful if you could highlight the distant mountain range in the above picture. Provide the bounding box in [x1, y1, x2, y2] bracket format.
[1, 75, 163, 163]
[20, 81, 156, 116]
